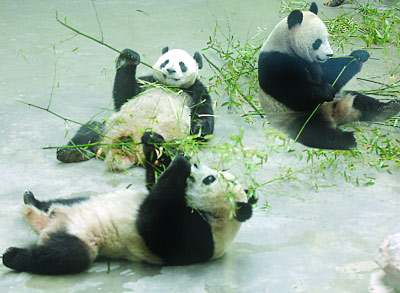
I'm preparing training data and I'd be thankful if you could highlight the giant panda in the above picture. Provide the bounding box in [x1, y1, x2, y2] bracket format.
[56, 47, 214, 171]
[258, 2, 400, 150]
[2, 132, 254, 275]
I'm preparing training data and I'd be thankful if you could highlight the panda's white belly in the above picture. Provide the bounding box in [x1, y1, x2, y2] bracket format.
[102, 87, 191, 170]
[49, 189, 162, 264]
[106, 87, 191, 142]
[259, 87, 303, 129]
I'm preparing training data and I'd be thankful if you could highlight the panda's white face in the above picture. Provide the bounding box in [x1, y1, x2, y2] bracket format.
[289, 11, 333, 63]
[153, 49, 199, 88]
[186, 163, 247, 217]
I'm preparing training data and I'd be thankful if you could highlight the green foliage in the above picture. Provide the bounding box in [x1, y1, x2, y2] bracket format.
[203, 23, 266, 120]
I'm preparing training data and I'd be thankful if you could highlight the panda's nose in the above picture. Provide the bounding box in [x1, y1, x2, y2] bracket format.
[167, 68, 176, 74]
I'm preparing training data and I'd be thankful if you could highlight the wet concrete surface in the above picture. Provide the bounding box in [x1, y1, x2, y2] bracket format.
[1, 0, 399, 292]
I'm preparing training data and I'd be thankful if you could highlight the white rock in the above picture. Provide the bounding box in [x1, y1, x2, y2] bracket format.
[375, 233, 400, 280]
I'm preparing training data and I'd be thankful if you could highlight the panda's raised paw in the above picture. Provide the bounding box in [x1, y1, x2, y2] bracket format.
[120, 49, 140, 66]
[170, 155, 191, 177]
[350, 50, 370, 63]
[141, 131, 165, 145]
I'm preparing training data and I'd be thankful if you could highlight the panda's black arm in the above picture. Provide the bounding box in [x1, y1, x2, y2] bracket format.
[258, 52, 336, 112]
[322, 50, 369, 90]
[137, 155, 214, 264]
[113, 49, 145, 111]
[187, 80, 214, 137]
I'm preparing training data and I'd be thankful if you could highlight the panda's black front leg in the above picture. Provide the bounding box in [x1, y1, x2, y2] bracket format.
[137, 156, 214, 264]
[113, 49, 143, 111]
[322, 50, 370, 90]
[188, 80, 214, 137]
[3, 231, 91, 275]
[147, 155, 191, 199]
[137, 156, 191, 254]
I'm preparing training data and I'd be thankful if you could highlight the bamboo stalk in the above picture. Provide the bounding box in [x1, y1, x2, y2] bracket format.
[55, 12, 162, 73]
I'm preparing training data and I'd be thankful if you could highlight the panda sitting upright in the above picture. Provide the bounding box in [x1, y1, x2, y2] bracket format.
[57, 47, 214, 171]
[258, 2, 400, 150]
[3, 132, 254, 275]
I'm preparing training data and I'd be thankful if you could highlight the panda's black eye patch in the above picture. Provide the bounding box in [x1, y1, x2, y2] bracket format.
[179, 62, 187, 72]
[202, 175, 216, 185]
[312, 39, 322, 50]
[160, 59, 169, 68]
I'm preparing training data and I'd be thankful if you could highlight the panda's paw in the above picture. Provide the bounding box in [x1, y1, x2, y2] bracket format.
[141, 131, 165, 145]
[120, 49, 140, 66]
[23, 190, 36, 205]
[322, 83, 336, 101]
[375, 99, 400, 121]
[3, 247, 26, 270]
[342, 131, 357, 149]
[56, 148, 92, 163]
[170, 155, 191, 177]
[350, 50, 370, 63]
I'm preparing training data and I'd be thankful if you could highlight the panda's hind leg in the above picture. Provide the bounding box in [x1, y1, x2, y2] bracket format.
[23, 190, 88, 213]
[350, 91, 400, 122]
[22, 205, 50, 234]
[289, 112, 357, 150]
[2, 231, 92, 275]
[57, 121, 105, 163]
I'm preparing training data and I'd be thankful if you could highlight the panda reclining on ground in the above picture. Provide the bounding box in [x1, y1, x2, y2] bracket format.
[258, 2, 400, 150]
[2, 132, 255, 275]
[57, 47, 214, 171]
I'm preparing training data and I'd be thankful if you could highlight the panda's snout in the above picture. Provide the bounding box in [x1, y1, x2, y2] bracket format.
[167, 68, 176, 74]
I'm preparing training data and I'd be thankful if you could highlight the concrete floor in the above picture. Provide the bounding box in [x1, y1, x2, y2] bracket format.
[1, 0, 399, 292]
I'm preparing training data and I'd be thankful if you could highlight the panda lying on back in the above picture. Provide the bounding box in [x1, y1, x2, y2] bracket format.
[57, 47, 214, 171]
[258, 2, 400, 150]
[3, 132, 254, 275]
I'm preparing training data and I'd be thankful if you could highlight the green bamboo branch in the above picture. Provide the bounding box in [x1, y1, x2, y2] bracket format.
[55, 11, 162, 73]
[16, 100, 108, 141]
[202, 53, 264, 118]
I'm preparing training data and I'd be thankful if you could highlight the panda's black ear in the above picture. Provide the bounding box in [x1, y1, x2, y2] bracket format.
[162, 47, 169, 54]
[234, 202, 253, 222]
[287, 9, 303, 29]
[193, 52, 203, 69]
[309, 2, 318, 15]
